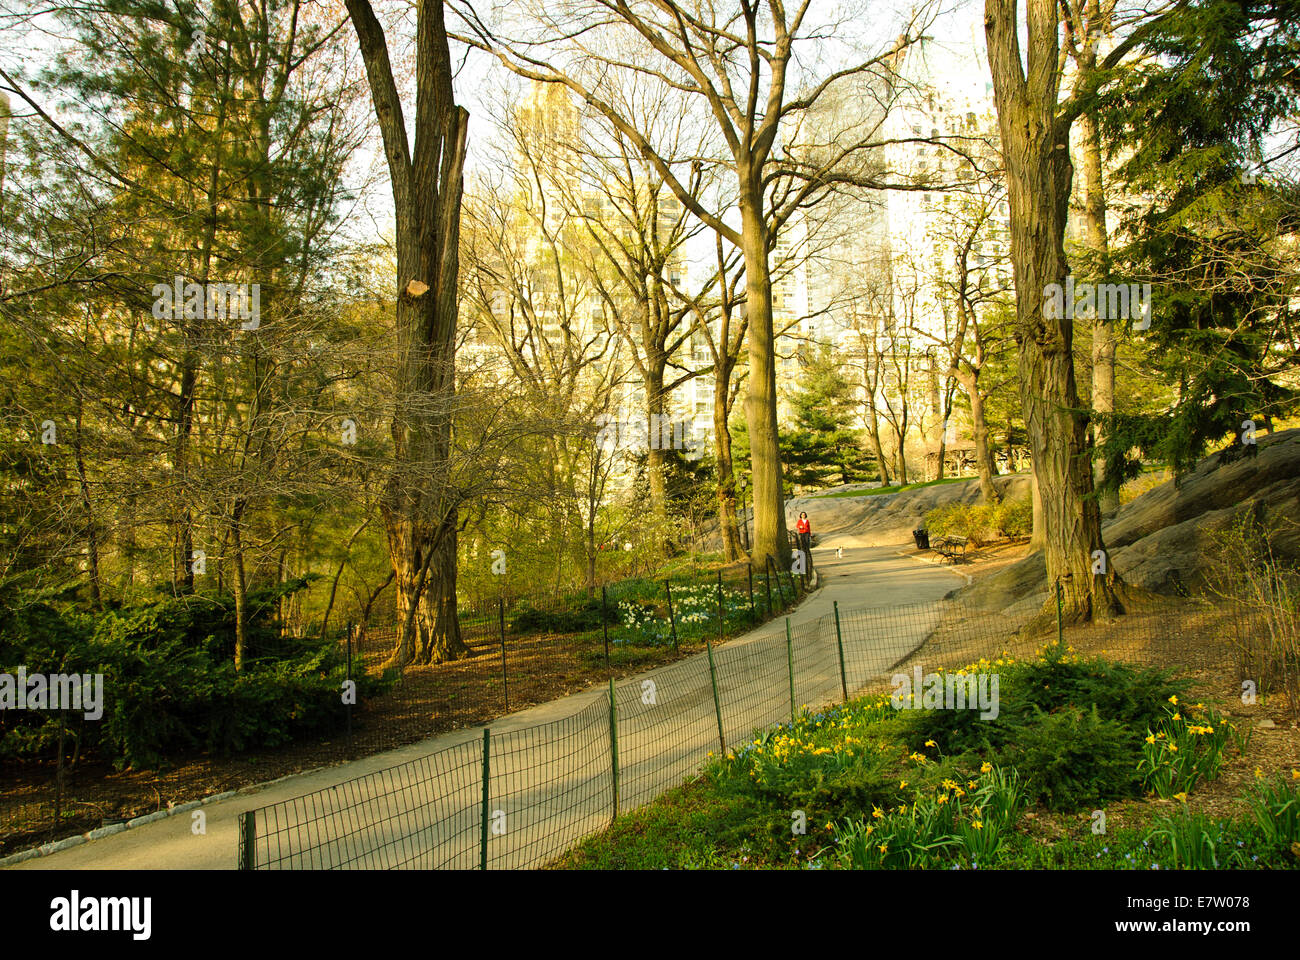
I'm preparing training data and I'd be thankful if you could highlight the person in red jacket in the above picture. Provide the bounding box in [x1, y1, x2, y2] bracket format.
[795, 511, 812, 559]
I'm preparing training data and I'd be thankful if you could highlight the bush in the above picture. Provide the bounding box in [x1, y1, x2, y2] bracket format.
[0, 583, 388, 769]
[923, 495, 1032, 546]
[712, 703, 900, 828]
[994, 496, 1033, 538]
[1005, 705, 1143, 811]
[510, 597, 618, 635]
[902, 654, 1184, 758]
[925, 494, 1034, 546]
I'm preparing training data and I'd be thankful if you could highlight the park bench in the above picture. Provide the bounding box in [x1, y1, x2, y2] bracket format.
[932, 535, 968, 563]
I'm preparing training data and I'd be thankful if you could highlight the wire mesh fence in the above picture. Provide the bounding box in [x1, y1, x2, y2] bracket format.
[1, 556, 812, 856]
[336, 560, 813, 761]
[239, 583, 1252, 870]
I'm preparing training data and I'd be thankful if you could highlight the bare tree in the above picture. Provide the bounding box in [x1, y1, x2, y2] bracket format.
[454, 0, 949, 567]
[345, 0, 470, 663]
[983, 0, 1144, 618]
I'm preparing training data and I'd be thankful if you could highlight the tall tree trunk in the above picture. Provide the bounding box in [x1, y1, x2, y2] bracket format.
[738, 178, 789, 565]
[1080, 111, 1120, 517]
[347, 0, 470, 667]
[644, 360, 669, 546]
[72, 396, 102, 608]
[713, 371, 745, 562]
[231, 500, 248, 670]
[959, 370, 999, 504]
[985, 0, 1120, 620]
[867, 413, 890, 485]
[929, 354, 945, 480]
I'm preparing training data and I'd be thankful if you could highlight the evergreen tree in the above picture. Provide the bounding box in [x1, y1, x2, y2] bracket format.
[1094, 0, 1300, 485]
[780, 344, 878, 492]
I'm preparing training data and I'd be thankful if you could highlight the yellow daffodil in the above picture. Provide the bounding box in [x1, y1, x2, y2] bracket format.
[1168, 695, 1178, 704]
[1173, 792, 1188, 802]
[925, 739, 937, 748]
[980, 761, 992, 774]
[972, 820, 983, 830]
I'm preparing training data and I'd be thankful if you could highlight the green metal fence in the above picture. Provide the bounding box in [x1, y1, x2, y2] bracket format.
[239, 585, 1244, 870]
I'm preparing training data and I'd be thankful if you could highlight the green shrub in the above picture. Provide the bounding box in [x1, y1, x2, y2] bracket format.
[713, 702, 901, 827]
[0, 583, 389, 769]
[923, 495, 1033, 545]
[1005, 705, 1142, 811]
[902, 655, 1183, 758]
[994, 496, 1033, 538]
[511, 597, 618, 634]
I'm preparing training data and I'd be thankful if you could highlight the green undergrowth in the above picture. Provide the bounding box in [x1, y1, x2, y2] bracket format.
[555, 647, 1297, 870]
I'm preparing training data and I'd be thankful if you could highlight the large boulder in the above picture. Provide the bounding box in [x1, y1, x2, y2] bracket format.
[786, 474, 1031, 547]
[954, 428, 1300, 609]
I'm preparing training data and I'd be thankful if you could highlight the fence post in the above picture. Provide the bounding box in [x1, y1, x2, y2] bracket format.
[833, 601, 848, 703]
[764, 564, 772, 617]
[602, 584, 611, 672]
[747, 563, 755, 621]
[495, 598, 508, 712]
[785, 618, 796, 722]
[239, 810, 255, 870]
[608, 678, 619, 824]
[705, 637, 726, 755]
[480, 728, 491, 870]
[664, 579, 678, 653]
[346, 623, 353, 745]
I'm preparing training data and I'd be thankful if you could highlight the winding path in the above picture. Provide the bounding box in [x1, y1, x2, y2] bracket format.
[9, 545, 962, 870]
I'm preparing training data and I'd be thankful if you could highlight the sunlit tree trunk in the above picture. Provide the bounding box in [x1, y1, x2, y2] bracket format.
[985, 0, 1121, 619]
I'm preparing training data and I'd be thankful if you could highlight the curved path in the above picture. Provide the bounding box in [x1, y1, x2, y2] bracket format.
[9, 545, 962, 870]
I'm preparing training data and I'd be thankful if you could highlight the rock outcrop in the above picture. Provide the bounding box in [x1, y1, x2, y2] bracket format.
[956, 428, 1300, 610]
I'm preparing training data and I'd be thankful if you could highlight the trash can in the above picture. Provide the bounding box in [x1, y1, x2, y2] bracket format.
[913, 528, 930, 550]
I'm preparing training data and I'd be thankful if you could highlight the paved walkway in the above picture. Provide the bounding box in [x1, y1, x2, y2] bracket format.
[10, 544, 962, 870]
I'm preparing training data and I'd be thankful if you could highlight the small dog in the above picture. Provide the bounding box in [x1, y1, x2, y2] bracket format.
[835, 546, 844, 559]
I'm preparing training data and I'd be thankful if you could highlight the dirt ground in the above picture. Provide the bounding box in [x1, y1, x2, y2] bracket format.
[0, 588, 776, 856]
